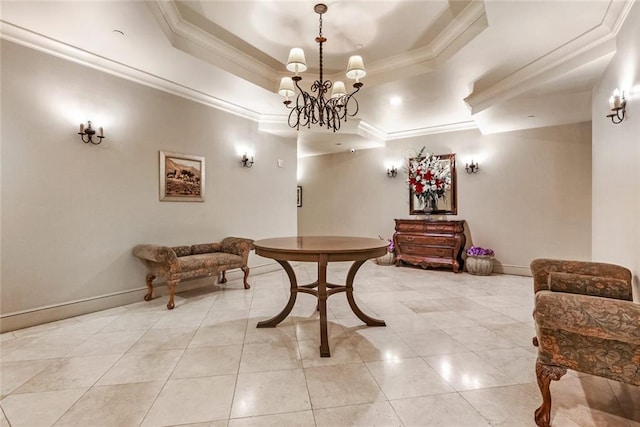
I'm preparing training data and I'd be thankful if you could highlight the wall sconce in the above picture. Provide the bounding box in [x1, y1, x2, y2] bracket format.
[78, 121, 105, 145]
[465, 160, 479, 174]
[241, 153, 254, 168]
[607, 89, 626, 124]
[387, 165, 398, 178]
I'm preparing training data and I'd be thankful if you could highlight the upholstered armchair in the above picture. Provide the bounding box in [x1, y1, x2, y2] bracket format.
[531, 259, 639, 427]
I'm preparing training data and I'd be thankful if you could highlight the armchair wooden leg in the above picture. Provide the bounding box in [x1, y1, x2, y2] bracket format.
[166, 280, 178, 310]
[144, 274, 155, 301]
[219, 270, 227, 284]
[242, 266, 251, 289]
[535, 359, 567, 427]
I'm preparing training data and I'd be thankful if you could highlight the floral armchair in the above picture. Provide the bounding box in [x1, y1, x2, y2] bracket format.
[531, 259, 639, 427]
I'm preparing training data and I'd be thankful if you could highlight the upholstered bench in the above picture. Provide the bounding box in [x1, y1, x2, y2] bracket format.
[132, 237, 254, 309]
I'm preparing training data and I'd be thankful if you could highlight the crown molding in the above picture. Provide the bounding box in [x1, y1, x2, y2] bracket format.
[152, 0, 487, 90]
[147, 1, 280, 92]
[464, 0, 634, 115]
[0, 20, 263, 123]
[386, 121, 478, 140]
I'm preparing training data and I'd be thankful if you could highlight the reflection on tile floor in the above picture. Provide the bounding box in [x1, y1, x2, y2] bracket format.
[2, 263, 639, 426]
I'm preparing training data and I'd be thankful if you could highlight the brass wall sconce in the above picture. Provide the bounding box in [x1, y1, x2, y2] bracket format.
[241, 153, 254, 168]
[607, 89, 626, 124]
[465, 160, 479, 174]
[78, 121, 105, 144]
[387, 166, 398, 178]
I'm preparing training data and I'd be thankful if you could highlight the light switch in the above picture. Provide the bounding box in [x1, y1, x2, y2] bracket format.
[277, 159, 285, 168]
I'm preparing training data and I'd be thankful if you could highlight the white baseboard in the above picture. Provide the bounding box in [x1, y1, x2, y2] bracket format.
[492, 263, 532, 276]
[0, 262, 281, 333]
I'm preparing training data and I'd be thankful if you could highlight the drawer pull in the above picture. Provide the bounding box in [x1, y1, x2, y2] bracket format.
[406, 236, 414, 241]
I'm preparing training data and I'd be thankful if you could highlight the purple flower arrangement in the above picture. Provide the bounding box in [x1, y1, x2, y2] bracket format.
[466, 246, 495, 257]
[387, 239, 395, 253]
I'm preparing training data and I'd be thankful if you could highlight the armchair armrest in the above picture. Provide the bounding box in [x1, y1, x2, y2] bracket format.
[132, 244, 178, 264]
[219, 237, 254, 264]
[531, 259, 632, 294]
[534, 290, 640, 344]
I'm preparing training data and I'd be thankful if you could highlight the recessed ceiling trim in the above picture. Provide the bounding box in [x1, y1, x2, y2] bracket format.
[148, 0, 280, 92]
[155, 0, 487, 91]
[464, 0, 633, 115]
[386, 121, 478, 141]
[0, 20, 262, 123]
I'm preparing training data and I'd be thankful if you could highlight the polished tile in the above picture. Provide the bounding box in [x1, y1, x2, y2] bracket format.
[141, 376, 236, 426]
[189, 320, 247, 348]
[304, 363, 384, 409]
[424, 352, 518, 391]
[461, 383, 540, 426]
[239, 341, 302, 373]
[228, 411, 315, 427]
[1, 263, 637, 427]
[16, 354, 121, 393]
[97, 349, 183, 386]
[0, 388, 86, 427]
[0, 359, 54, 397]
[366, 357, 454, 399]
[390, 393, 491, 426]
[171, 345, 242, 378]
[230, 369, 311, 418]
[128, 327, 196, 352]
[54, 382, 163, 426]
[313, 401, 403, 427]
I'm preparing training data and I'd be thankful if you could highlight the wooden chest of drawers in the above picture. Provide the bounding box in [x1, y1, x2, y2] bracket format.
[393, 219, 466, 273]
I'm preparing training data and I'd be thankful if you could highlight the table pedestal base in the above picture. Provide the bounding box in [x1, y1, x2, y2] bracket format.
[257, 258, 385, 357]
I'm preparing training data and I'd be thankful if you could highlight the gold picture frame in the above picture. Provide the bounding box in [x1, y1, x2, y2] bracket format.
[409, 153, 457, 215]
[159, 151, 205, 202]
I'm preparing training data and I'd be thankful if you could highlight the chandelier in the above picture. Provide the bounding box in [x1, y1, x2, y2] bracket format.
[278, 3, 366, 132]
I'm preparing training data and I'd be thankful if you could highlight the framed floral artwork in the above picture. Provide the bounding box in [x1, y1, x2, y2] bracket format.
[159, 151, 205, 202]
[407, 150, 457, 215]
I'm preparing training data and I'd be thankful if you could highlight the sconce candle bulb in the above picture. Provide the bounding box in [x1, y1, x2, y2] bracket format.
[606, 89, 627, 124]
[78, 121, 105, 145]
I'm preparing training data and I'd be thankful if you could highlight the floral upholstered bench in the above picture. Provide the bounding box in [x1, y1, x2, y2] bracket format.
[132, 237, 254, 309]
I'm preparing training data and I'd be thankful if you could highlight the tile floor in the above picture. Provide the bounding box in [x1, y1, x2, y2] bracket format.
[1, 262, 639, 427]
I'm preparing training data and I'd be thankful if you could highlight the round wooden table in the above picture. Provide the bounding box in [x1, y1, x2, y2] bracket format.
[254, 236, 389, 357]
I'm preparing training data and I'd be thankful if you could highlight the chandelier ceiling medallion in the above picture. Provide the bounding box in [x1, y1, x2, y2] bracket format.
[278, 3, 366, 132]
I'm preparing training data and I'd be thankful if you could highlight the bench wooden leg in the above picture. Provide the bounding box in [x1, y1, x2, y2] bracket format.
[219, 270, 227, 284]
[144, 274, 155, 301]
[167, 280, 178, 310]
[242, 266, 251, 289]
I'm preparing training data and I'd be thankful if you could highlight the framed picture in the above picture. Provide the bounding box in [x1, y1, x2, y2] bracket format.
[297, 186, 302, 207]
[408, 153, 457, 215]
[159, 151, 205, 202]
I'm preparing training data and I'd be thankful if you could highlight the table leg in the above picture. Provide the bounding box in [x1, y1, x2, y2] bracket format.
[257, 260, 298, 328]
[345, 260, 386, 327]
[317, 254, 330, 357]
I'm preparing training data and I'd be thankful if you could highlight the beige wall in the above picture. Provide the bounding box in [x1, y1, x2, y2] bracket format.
[298, 123, 593, 275]
[592, 1, 640, 300]
[0, 40, 298, 331]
